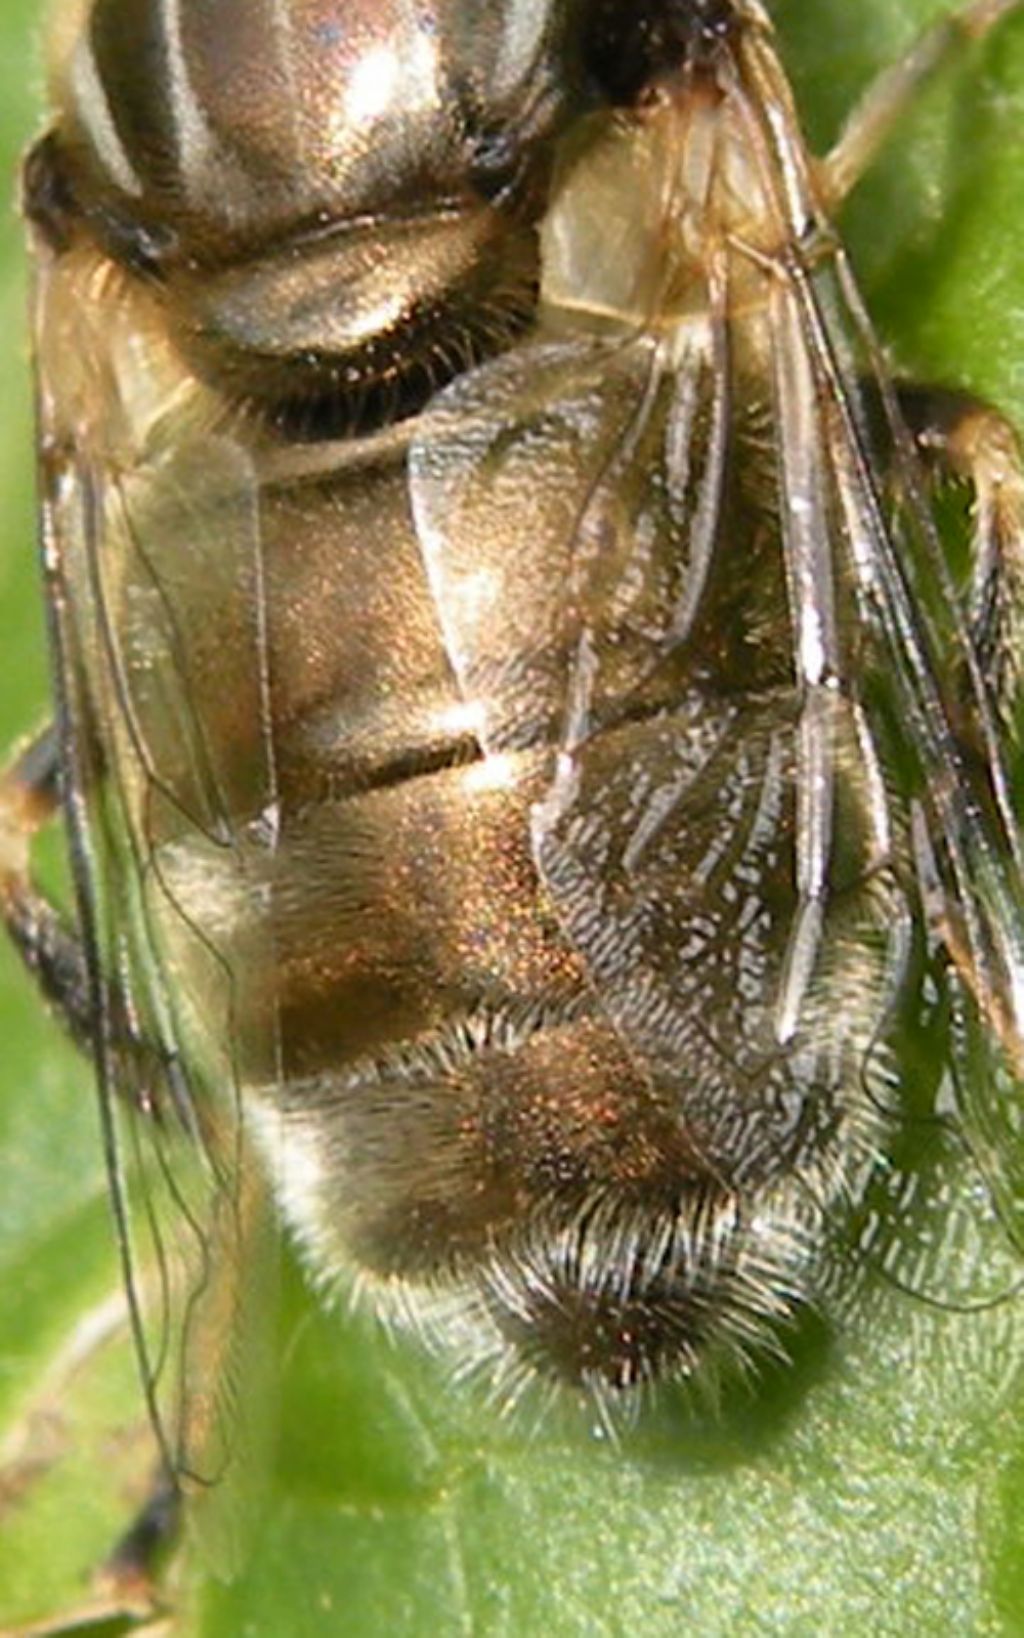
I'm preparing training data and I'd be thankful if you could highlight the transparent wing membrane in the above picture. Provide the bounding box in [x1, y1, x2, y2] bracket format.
[410, 21, 1024, 1321]
[33, 247, 280, 1518]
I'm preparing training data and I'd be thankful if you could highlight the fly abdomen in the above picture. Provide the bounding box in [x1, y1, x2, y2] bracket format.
[28, 0, 1015, 1416]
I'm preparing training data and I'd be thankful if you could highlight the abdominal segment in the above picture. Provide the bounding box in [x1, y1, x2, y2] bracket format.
[240, 680, 902, 1393]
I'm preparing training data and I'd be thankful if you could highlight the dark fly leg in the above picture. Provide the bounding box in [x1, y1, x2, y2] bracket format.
[1, 1515, 176, 1637]
[0, 726, 182, 1626]
[0, 723, 101, 1052]
[0, 723, 188, 1126]
[809, 0, 1024, 753]
[806, 0, 1024, 1075]
[2, 732, 270, 1600]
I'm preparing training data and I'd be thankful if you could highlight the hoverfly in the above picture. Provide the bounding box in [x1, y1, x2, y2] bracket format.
[2, 0, 1024, 1628]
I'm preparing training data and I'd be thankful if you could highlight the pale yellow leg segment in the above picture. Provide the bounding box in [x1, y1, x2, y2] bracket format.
[903, 386, 1024, 725]
[0, 726, 59, 886]
[822, 0, 1024, 206]
[942, 402, 1024, 716]
[900, 385, 1024, 1072]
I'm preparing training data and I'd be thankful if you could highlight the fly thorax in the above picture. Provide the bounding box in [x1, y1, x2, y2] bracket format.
[38, 0, 588, 426]
[539, 90, 780, 343]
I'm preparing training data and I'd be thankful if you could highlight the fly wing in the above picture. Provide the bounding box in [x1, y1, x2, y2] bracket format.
[780, 246, 1024, 1268]
[409, 246, 1024, 1316]
[410, 326, 731, 755]
[411, 308, 908, 1242]
[744, 12, 1024, 1280]
[32, 242, 280, 1529]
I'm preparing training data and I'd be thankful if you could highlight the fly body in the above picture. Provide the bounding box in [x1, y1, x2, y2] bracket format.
[4, 0, 1024, 1533]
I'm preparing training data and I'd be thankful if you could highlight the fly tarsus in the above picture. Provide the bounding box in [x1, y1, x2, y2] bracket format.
[100, 1468, 182, 1617]
[899, 383, 1024, 725]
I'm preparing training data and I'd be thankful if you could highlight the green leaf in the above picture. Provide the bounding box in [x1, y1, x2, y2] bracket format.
[1, 3, 1023, 1633]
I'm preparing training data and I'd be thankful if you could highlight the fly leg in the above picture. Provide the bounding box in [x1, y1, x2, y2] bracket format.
[2, 724, 272, 1620]
[0, 723, 182, 1628]
[1, 722, 178, 1110]
[898, 383, 1024, 730]
[893, 383, 1024, 1075]
[0, 723, 99, 1052]
[820, 0, 1023, 207]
